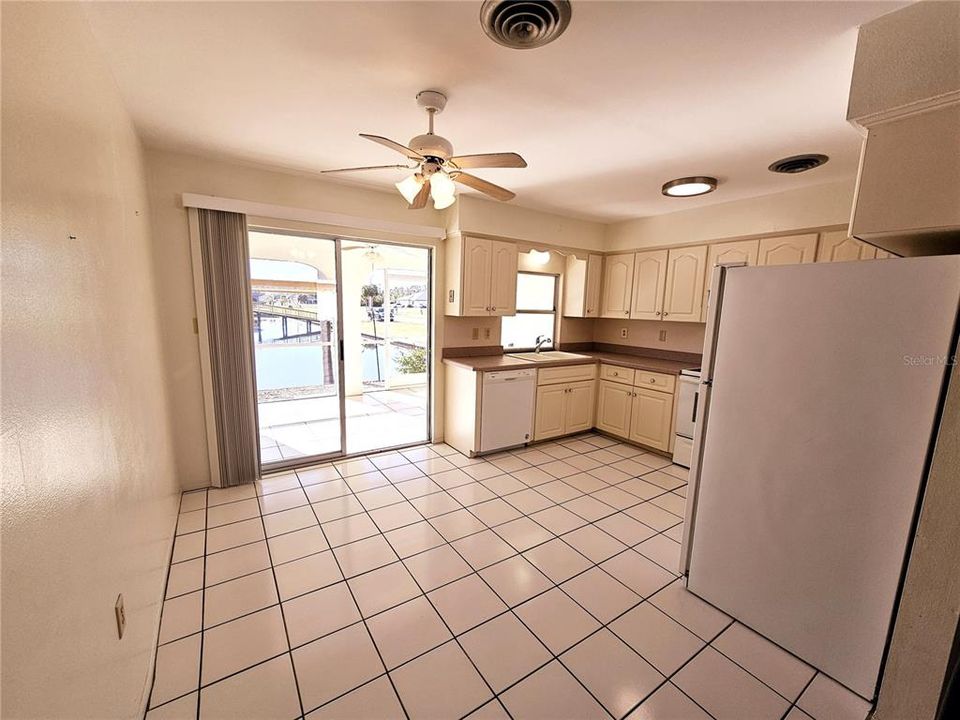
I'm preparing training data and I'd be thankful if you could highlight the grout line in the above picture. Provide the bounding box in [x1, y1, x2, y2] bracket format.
[301, 487, 412, 719]
[156, 435, 697, 717]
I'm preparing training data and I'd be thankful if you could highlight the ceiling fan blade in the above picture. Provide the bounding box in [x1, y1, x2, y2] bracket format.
[409, 179, 431, 209]
[452, 172, 516, 201]
[321, 164, 413, 174]
[359, 133, 425, 160]
[449, 152, 527, 169]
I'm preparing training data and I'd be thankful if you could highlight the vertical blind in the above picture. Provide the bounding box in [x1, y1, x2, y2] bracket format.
[197, 209, 260, 486]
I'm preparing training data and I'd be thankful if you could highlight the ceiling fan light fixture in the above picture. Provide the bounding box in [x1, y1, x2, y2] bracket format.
[395, 174, 424, 204]
[661, 176, 718, 197]
[429, 171, 456, 209]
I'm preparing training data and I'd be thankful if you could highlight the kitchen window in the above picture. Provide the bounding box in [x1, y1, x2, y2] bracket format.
[501, 272, 557, 350]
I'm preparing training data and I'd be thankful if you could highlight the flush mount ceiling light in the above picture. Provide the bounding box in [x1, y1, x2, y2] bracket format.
[480, 0, 572, 50]
[769, 154, 829, 174]
[662, 176, 718, 197]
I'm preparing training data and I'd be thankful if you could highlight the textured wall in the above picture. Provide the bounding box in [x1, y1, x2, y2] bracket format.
[1, 3, 180, 717]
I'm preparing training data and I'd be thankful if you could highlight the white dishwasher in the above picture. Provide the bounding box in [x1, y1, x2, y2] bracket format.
[479, 369, 536, 453]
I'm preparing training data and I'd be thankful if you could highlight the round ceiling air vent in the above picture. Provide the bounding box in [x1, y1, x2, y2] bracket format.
[480, 0, 572, 50]
[768, 154, 829, 174]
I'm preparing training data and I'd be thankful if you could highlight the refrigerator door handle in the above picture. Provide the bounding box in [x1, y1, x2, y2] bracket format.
[692, 391, 699, 423]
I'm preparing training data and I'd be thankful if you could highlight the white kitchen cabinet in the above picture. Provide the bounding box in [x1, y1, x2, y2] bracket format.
[533, 365, 597, 441]
[757, 234, 819, 266]
[533, 380, 595, 440]
[563, 253, 602, 317]
[445, 235, 518, 316]
[662, 246, 708, 322]
[630, 249, 669, 320]
[816, 231, 877, 263]
[629, 386, 674, 451]
[565, 381, 596, 434]
[600, 253, 635, 318]
[534, 385, 567, 440]
[702, 240, 759, 321]
[596, 380, 633, 437]
[489, 241, 518, 315]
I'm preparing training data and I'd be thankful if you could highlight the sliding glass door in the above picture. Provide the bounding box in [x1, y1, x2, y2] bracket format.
[249, 231, 343, 465]
[341, 240, 431, 454]
[248, 230, 431, 470]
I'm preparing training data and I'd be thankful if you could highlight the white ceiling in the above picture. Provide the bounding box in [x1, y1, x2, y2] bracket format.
[84, 1, 904, 223]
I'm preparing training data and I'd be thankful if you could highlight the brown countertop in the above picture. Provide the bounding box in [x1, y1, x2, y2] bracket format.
[442, 351, 699, 375]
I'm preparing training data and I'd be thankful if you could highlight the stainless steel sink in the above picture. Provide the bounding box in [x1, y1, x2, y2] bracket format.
[507, 351, 591, 362]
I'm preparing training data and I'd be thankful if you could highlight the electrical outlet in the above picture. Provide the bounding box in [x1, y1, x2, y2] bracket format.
[659, 329, 668, 342]
[484, 327, 491, 340]
[115, 594, 126, 639]
[620, 327, 628, 339]
[471, 327, 479, 340]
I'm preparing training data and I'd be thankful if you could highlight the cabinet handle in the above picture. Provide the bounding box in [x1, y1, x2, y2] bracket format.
[655, 311, 661, 316]
[624, 311, 629, 315]
[649, 378, 656, 384]
[492, 306, 496, 311]
[663, 312, 669, 317]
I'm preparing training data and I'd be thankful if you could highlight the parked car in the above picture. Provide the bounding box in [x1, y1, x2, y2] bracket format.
[365, 306, 398, 322]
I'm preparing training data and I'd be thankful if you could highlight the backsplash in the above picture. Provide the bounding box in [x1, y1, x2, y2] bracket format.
[593, 319, 706, 355]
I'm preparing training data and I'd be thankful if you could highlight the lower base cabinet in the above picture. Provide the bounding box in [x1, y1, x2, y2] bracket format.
[629, 386, 674, 450]
[596, 381, 633, 437]
[534, 374, 596, 441]
[595, 373, 675, 452]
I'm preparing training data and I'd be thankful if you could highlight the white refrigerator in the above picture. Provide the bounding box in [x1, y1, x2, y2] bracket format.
[680, 255, 960, 700]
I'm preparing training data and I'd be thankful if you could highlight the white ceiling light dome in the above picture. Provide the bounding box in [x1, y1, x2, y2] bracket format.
[661, 176, 718, 197]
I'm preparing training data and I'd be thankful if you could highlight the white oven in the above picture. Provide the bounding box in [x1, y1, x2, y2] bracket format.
[672, 368, 700, 467]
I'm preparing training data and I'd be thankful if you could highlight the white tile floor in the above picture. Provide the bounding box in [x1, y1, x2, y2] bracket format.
[260, 386, 429, 462]
[150, 433, 874, 720]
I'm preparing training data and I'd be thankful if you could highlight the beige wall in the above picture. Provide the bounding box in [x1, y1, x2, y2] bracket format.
[144, 150, 447, 488]
[605, 180, 856, 251]
[457, 195, 605, 251]
[1, 3, 180, 718]
[594, 319, 707, 354]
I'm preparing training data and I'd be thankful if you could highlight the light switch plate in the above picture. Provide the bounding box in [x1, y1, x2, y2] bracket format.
[471, 327, 479, 340]
[658, 329, 668, 342]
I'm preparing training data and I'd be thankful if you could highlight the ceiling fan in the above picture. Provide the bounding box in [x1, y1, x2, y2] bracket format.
[322, 90, 527, 210]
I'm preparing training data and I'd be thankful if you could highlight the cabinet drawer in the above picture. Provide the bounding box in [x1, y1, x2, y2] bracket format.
[599, 364, 636, 386]
[635, 370, 675, 393]
[537, 364, 597, 386]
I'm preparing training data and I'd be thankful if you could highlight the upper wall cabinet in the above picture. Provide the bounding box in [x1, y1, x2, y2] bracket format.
[600, 253, 635, 318]
[816, 231, 877, 263]
[662, 245, 708, 322]
[757, 233, 819, 266]
[630, 249, 669, 320]
[562, 253, 602, 318]
[445, 235, 518, 316]
[701, 240, 759, 321]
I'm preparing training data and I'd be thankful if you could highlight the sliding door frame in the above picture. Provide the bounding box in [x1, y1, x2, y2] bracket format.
[248, 226, 433, 473]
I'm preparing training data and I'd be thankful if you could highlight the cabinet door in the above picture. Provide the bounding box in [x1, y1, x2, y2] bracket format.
[702, 240, 759, 321]
[595, 381, 632, 438]
[584, 254, 603, 317]
[662, 246, 707, 323]
[630, 249, 669, 320]
[489, 240, 518, 315]
[816, 231, 877, 262]
[564, 381, 595, 435]
[600, 253, 635, 318]
[461, 237, 492, 315]
[757, 234, 818, 266]
[534, 385, 566, 441]
[628, 387, 673, 451]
